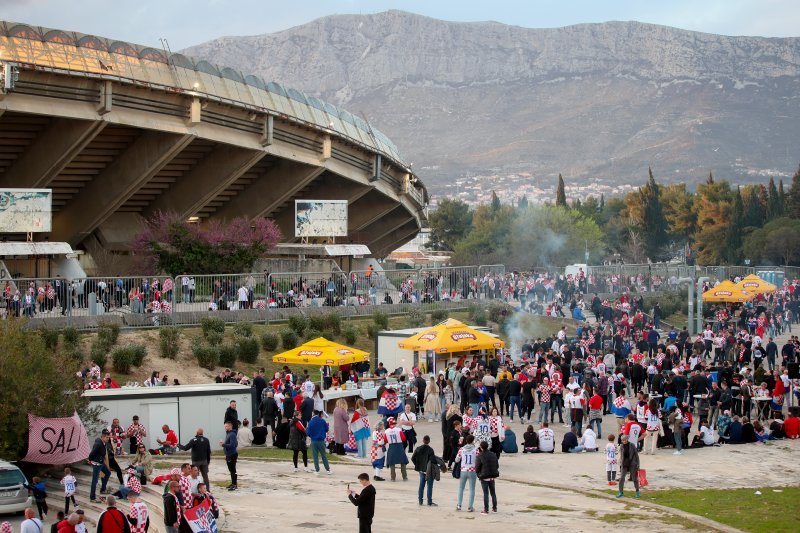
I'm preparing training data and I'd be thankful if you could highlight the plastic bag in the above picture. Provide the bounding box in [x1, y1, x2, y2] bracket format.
[638, 469, 649, 488]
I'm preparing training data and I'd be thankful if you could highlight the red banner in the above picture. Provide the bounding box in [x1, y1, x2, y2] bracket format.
[22, 413, 90, 465]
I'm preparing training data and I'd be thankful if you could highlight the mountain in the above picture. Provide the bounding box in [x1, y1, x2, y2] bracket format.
[182, 10, 800, 198]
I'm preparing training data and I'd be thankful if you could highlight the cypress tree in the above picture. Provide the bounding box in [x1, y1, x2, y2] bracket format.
[556, 174, 567, 207]
[518, 195, 528, 209]
[743, 186, 765, 228]
[490, 190, 501, 213]
[725, 187, 744, 263]
[767, 177, 780, 220]
[788, 165, 800, 219]
[640, 167, 669, 261]
[779, 179, 787, 215]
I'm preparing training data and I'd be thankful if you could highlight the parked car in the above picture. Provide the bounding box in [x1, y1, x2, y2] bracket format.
[0, 460, 32, 515]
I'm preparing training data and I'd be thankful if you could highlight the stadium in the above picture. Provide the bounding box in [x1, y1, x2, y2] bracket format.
[0, 20, 428, 267]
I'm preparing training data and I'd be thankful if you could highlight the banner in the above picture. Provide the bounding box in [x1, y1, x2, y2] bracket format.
[185, 499, 219, 533]
[22, 413, 90, 465]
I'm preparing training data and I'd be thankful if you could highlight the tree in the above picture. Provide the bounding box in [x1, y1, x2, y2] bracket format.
[764, 226, 800, 265]
[639, 168, 670, 261]
[725, 187, 744, 263]
[660, 183, 696, 242]
[766, 177, 782, 220]
[428, 198, 473, 251]
[451, 204, 513, 265]
[743, 217, 800, 265]
[779, 179, 787, 214]
[693, 174, 733, 265]
[788, 165, 800, 219]
[556, 174, 567, 207]
[742, 185, 766, 229]
[490, 190, 501, 213]
[0, 321, 100, 460]
[517, 195, 529, 209]
[131, 211, 282, 276]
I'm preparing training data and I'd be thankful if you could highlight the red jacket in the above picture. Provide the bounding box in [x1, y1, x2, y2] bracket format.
[96, 506, 132, 533]
[784, 416, 800, 439]
[57, 520, 77, 533]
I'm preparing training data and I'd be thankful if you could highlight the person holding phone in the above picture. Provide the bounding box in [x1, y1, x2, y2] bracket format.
[346, 473, 376, 533]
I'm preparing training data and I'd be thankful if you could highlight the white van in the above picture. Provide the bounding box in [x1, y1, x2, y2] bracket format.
[0, 460, 32, 515]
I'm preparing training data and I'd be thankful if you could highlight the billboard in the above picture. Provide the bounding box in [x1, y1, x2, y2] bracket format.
[0, 189, 52, 232]
[294, 200, 348, 237]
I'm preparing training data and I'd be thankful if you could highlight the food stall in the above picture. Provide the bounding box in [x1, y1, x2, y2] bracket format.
[394, 318, 505, 375]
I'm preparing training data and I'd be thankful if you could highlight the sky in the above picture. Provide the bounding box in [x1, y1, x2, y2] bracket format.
[2, 0, 798, 50]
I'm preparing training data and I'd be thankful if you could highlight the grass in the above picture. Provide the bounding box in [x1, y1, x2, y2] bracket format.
[212, 447, 346, 463]
[597, 513, 638, 523]
[641, 487, 800, 533]
[526, 504, 570, 512]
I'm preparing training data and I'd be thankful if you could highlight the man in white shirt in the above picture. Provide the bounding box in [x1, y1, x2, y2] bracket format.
[238, 285, 249, 310]
[20, 508, 43, 533]
[537, 422, 555, 453]
[398, 404, 417, 452]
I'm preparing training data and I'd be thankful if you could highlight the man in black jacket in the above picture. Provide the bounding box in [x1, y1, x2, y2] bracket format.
[475, 440, 499, 514]
[260, 391, 280, 439]
[496, 375, 510, 416]
[163, 481, 181, 533]
[347, 473, 376, 533]
[180, 428, 211, 487]
[224, 400, 239, 429]
[89, 430, 111, 502]
[300, 393, 315, 425]
[411, 435, 438, 507]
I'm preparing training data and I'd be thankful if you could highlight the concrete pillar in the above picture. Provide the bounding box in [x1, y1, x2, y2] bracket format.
[50, 131, 195, 244]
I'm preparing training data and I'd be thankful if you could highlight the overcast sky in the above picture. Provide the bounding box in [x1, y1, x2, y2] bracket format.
[3, 0, 798, 50]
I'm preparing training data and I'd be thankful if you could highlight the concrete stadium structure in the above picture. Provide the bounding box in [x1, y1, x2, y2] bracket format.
[0, 21, 428, 258]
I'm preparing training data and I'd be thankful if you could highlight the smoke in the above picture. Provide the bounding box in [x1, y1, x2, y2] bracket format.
[503, 310, 562, 362]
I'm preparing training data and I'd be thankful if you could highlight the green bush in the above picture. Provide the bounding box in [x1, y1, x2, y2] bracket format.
[232, 322, 254, 338]
[110, 347, 134, 374]
[236, 337, 260, 363]
[472, 309, 488, 327]
[260, 332, 279, 352]
[305, 328, 323, 341]
[325, 312, 342, 336]
[201, 316, 226, 338]
[159, 327, 181, 360]
[129, 344, 147, 367]
[280, 329, 299, 350]
[643, 289, 688, 321]
[192, 341, 219, 370]
[63, 347, 83, 362]
[206, 330, 224, 346]
[430, 309, 449, 324]
[62, 327, 80, 350]
[307, 314, 326, 332]
[366, 323, 379, 339]
[288, 315, 307, 336]
[406, 307, 425, 328]
[40, 328, 60, 351]
[90, 338, 111, 369]
[218, 343, 238, 368]
[97, 322, 120, 345]
[372, 311, 389, 330]
[486, 300, 514, 327]
[343, 325, 358, 346]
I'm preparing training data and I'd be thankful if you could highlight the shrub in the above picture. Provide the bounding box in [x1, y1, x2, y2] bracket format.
[90, 338, 111, 369]
[406, 307, 425, 328]
[129, 344, 147, 367]
[40, 328, 60, 351]
[97, 322, 120, 345]
[232, 322, 254, 338]
[305, 328, 323, 341]
[201, 316, 225, 338]
[372, 311, 389, 330]
[260, 332, 279, 352]
[307, 314, 326, 332]
[206, 330, 224, 346]
[324, 312, 342, 336]
[62, 327, 80, 350]
[486, 300, 514, 327]
[236, 337, 260, 363]
[218, 343, 238, 368]
[472, 309, 488, 327]
[288, 315, 307, 336]
[111, 347, 135, 374]
[343, 325, 358, 346]
[63, 347, 83, 362]
[280, 329, 299, 350]
[159, 327, 181, 360]
[430, 309, 449, 324]
[192, 341, 219, 370]
[366, 323, 379, 339]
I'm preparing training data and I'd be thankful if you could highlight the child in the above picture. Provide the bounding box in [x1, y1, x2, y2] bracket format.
[61, 467, 78, 514]
[605, 434, 618, 486]
[28, 476, 48, 520]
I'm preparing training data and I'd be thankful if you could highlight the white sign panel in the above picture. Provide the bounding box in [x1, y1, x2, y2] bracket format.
[295, 200, 348, 237]
[0, 189, 52, 233]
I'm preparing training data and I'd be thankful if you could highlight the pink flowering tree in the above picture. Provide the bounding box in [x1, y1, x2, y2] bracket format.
[131, 211, 282, 275]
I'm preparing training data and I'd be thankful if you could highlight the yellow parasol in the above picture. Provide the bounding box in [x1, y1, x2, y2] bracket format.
[397, 318, 505, 353]
[701, 280, 753, 303]
[272, 337, 369, 366]
[735, 274, 777, 294]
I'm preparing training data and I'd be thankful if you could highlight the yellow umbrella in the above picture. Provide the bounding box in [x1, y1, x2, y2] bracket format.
[702, 280, 752, 303]
[735, 274, 777, 294]
[397, 318, 505, 353]
[272, 337, 369, 366]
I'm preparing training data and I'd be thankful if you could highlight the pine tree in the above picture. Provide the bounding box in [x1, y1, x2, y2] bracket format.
[788, 165, 800, 219]
[556, 174, 567, 207]
[767, 177, 781, 220]
[640, 167, 669, 261]
[725, 187, 744, 263]
[599, 193, 605, 210]
[490, 190, 501, 213]
[517, 195, 528, 209]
